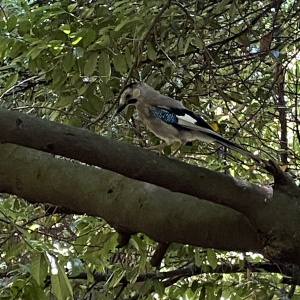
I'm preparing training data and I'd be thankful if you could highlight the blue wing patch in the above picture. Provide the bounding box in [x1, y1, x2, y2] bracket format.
[150, 107, 178, 124]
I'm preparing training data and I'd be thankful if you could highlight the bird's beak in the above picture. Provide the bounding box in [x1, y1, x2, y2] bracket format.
[116, 98, 138, 114]
[116, 102, 128, 114]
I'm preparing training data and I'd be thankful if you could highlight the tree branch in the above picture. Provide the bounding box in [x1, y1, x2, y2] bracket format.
[0, 143, 261, 251]
[1, 109, 300, 264]
[0, 108, 271, 216]
[68, 261, 295, 285]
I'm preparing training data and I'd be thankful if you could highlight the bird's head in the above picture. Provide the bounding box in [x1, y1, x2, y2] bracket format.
[117, 82, 162, 113]
[116, 82, 142, 114]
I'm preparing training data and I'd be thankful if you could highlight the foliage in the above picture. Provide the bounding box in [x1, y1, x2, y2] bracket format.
[1, 0, 300, 299]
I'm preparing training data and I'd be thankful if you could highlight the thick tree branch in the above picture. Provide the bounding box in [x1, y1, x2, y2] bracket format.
[0, 143, 261, 251]
[1, 109, 300, 264]
[0, 108, 271, 216]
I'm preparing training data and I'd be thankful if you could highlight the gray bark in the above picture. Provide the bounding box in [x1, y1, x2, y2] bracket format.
[0, 108, 300, 265]
[0, 143, 261, 251]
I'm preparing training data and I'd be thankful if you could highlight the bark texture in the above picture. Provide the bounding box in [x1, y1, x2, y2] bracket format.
[0, 143, 261, 251]
[1, 108, 300, 265]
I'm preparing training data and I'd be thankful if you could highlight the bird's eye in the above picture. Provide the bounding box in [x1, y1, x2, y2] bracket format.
[125, 93, 131, 100]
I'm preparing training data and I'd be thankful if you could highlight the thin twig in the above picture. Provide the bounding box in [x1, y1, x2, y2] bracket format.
[0, 76, 39, 100]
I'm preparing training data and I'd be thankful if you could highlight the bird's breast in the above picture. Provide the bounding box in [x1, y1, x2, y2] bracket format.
[137, 110, 180, 144]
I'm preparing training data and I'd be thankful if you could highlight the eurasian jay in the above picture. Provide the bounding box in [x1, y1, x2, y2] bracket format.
[117, 82, 261, 163]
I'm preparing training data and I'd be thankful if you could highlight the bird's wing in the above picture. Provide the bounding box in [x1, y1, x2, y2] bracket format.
[149, 106, 261, 163]
[152, 106, 214, 130]
[171, 107, 215, 131]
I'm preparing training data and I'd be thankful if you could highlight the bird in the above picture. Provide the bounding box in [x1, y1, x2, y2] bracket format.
[116, 82, 261, 163]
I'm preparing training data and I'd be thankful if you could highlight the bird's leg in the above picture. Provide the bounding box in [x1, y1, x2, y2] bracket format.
[147, 142, 170, 156]
[147, 142, 168, 151]
[170, 141, 186, 157]
[148, 141, 188, 157]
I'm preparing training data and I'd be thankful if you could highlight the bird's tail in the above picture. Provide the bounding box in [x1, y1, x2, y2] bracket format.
[213, 134, 262, 164]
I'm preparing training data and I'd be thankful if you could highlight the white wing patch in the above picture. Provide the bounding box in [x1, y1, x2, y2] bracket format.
[154, 105, 223, 139]
[177, 115, 223, 139]
[177, 114, 198, 124]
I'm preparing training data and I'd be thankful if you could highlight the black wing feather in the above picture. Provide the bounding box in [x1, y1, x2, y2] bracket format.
[166, 107, 214, 131]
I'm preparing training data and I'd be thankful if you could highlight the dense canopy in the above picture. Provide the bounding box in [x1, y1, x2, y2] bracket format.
[1, 0, 300, 299]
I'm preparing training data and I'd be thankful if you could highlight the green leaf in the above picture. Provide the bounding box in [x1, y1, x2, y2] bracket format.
[23, 278, 47, 300]
[153, 280, 165, 297]
[114, 1, 130, 8]
[5, 242, 25, 261]
[55, 95, 74, 108]
[50, 258, 73, 300]
[68, 3, 77, 12]
[125, 47, 132, 68]
[147, 42, 157, 60]
[238, 34, 250, 47]
[67, 116, 82, 127]
[89, 35, 110, 50]
[27, 46, 46, 59]
[164, 66, 172, 80]
[184, 36, 193, 54]
[86, 93, 104, 113]
[115, 17, 141, 31]
[98, 51, 111, 83]
[17, 226, 31, 240]
[108, 269, 126, 288]
[191, 280, 199, 293]
[100, 83, 114, 100]
[0, 20, 5, 30]
[7, 15, 17, 32]
[78, 84, 89, 96]
[207, 248, 218, 269]
[72, 36, 83, 45]
[139, 280, 153, 296]
[194, 248, 203, 267]
[63, 50, 75, 73]
[3, 73, 18, 92]
[84, 52, 98, 76]
[113, 53, 127, 74]
[216, 287, 222, 299]
[126, 267, 139, 284]
[206, 286, 215, 300]
[81, 98, 97, 115]
[178, 37, 184, 53]
[18, 20, 31, 36]
[131, 235, 147, 270]
[59, 24, 71, 35]
[82, 7, 94, 19]
[214, 0, 231, 13]
[229, 2, 237, 18]
[209, 51, 221, 64]
[31, 253, 48, 286]
[52, 67, 66, 89]
[82, 29, 96, 47]
[194, 37, 205, 50]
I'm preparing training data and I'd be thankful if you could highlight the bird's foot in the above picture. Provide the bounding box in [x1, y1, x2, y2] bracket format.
[147, 142, 168, 151]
